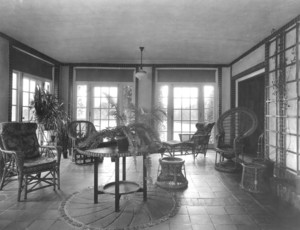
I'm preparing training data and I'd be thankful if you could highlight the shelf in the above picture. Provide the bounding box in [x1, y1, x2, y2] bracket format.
[102, 181, 140, 195]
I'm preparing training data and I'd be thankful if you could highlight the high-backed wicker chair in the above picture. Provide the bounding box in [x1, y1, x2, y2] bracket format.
[215, 107, 258, 173]
[67, 120, 100, 164]
[0, 122, 61, 201]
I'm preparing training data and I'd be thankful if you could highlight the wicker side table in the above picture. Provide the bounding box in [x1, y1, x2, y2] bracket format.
[156, 157, 188, 189]
[240, 162, 267, 193]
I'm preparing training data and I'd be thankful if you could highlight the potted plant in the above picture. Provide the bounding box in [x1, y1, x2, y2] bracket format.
[30, 86, 70, 157]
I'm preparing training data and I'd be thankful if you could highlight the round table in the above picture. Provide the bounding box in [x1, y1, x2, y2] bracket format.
[76, 146, 148, 212]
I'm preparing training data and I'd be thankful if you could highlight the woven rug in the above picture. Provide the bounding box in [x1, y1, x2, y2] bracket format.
[59, 185, 177, 230]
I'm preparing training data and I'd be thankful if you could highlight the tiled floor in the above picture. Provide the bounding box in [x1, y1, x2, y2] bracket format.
[1, 150, 300, 230]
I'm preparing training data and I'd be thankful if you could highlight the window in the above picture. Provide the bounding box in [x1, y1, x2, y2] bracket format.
[75, 82, 134, 131]
[157, 84, 215, 144]
[11, 71, 52, 122]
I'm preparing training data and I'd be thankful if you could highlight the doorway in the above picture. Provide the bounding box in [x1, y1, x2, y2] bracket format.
[238, 73, 265, 156]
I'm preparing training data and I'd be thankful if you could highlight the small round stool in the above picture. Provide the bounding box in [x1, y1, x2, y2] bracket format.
[156, 157, 188, 189]
[240, 162, 267, 193]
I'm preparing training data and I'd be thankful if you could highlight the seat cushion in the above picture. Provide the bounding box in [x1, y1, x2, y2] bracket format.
[24, 155, 57, 168]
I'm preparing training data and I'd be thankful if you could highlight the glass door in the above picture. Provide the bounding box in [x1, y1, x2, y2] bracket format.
[157, 84, 215, 145]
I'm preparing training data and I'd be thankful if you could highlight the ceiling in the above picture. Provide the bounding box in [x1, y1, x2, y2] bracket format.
[0, 0, 300, 65]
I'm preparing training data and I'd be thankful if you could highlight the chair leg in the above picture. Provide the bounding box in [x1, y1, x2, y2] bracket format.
[18, 173, 23, 202]
[24, 175, 28, 200]
[57, 168, 60, 190]
[53, 170, 56, 191]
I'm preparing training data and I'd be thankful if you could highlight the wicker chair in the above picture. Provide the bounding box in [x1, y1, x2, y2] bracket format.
[67, 120, 102, 164]
[215, 107, 258, 173]
[163, 122, 215, 158]
[0, 122, 61, 201]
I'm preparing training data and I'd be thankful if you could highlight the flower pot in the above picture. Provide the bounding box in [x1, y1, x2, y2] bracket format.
[116, 136, 129, 152]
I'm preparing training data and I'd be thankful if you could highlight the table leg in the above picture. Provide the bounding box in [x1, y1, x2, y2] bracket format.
[122, 157, 126, 181]
[143, 154, 147, 201]
[115, 156, 120, 212]
[94, 157, 99, 203]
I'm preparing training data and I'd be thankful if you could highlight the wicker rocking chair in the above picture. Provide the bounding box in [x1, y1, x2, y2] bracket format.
[0, 122, 61, 201]
[215, 107, 258, 173]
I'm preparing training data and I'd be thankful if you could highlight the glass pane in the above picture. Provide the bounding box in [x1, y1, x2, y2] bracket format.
[286, 151, 297, 171]
[286, 64, 296, 81]
[23, 92, 29, 106]
[182, 110, 190, 120]
[11, 106, 16, 121]
[269, 57, 276, 71]
[22, 107, 29, 121]
[190, 99, 198, 109]
[285, 29, 296, 48]
[77, 85, 87, 96]
[77, 108, 86, 120]
[93, 109, 100, 119]
[286, 117, 297, 134]
[12, 90, 17, 105]
[174, 110, 181, 120]
[182, 121, 190, 132]
[23, 78, 29, 91]
[286, 99, 297, 116]
[285, 47, 296, 65]
[77, 97, 87, 107]
[109, 120, 117, 128]
[204, 108, 214, 121]
[94, 98, 101, 107]
[101, 98, 109, 108]
[190, 88, 198, 97]
[191, 110, 198, 120]
[30, 80, 36, 92]
[44, 82, 51, 92]
[12, 73, 17, 88]
[94, 87, 101, 97]
[160, 85, 168, 98]
[110, 87, 118, 97]
[269, 40, 276, 56]
[174, 88, 182, 97]
[100, 120, 109, 129]
[174, 98, 181, 109]
[101, 87, 109, 96]
[100, 109, 109, 119]
[173, 121, 181, 132]
[204, 85, 214, 98]
[182, 99, 190, 109]
[286, 82, 296, 99]
[286, 135, 297, 152]
[161, 98, 168, 108]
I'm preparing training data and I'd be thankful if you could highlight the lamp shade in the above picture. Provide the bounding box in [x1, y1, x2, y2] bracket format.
[135, 69, 147, 80]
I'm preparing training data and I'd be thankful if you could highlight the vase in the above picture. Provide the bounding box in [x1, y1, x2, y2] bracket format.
[116, 136, 129, 152]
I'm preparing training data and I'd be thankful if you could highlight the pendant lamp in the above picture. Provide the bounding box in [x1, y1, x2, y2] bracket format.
[135, 47, 147, 80]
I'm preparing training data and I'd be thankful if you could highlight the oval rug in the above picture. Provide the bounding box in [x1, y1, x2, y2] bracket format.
[59, 185, 177, 230]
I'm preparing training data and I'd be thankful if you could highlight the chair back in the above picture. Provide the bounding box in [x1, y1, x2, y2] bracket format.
[0, 122, 40, 159]
[216, 107, 258, 148]
[67, 120, 97, 146]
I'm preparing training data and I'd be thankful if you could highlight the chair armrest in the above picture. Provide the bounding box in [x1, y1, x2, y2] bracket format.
[39, 145, 62, 164]
[0, 148, 25, 171]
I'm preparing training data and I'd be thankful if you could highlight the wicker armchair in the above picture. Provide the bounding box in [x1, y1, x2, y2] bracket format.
[215, 107, 258, 173]
[0, 122, 61, 201]
[67, 120, 102, 164]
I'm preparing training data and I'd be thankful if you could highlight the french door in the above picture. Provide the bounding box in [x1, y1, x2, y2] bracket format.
[157, 84, 215, 144]
[75, 82, 133, 131]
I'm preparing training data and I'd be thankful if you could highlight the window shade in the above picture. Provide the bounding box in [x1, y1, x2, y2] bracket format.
[10, 48, 53, 80]
[75, 68, 134, 82]
[157, 69, 216, 82]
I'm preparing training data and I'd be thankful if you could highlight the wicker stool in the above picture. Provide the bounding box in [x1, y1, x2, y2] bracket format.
[240, 162, 267, 193]
[156, 157, 188, 189]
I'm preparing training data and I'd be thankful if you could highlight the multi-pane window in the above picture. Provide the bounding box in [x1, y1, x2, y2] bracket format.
[75, 83, 133, 131]
[157, 84, 215, 143]
[92, 86, 118, 130]
[11, 71, 51, 122]
[266, 22, 300, 176]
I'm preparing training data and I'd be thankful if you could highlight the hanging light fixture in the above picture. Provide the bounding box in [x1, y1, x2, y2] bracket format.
[135, 47, 147, 80]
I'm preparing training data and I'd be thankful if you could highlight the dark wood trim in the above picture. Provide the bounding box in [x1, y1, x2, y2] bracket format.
[63, 63, 228, 68]
[232, 62, 265, 80]
[218, 67, 222, 116]
[0, 32, 60, 65]
[68, 66, 74, 119]
[231, 14, 300, 66]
